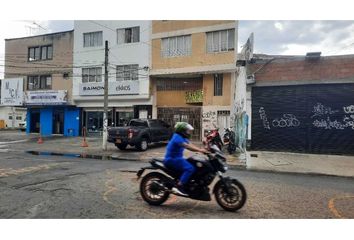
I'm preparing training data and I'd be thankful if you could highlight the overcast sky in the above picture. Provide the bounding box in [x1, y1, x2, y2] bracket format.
[1, 20, 354, 78]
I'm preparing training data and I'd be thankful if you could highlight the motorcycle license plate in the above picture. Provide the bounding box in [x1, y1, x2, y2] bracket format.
[115, 139, 122, 144]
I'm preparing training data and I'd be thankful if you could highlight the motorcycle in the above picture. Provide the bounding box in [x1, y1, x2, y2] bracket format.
[137, 144, 247, 212]
[204, 127, 223, 152]
[223, 127, 237, 154]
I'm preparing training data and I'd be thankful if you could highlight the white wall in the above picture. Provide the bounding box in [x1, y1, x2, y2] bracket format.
[0, 106, 26, 128]
[73, 20, 152, 107]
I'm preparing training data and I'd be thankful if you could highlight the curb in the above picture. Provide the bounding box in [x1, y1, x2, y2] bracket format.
[24, 150, 354, 179]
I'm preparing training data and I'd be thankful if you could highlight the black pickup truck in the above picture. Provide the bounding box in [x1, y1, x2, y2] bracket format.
[108, 119, 173, 151]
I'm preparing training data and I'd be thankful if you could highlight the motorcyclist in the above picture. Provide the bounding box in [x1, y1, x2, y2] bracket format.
[164, 122, 209, 196]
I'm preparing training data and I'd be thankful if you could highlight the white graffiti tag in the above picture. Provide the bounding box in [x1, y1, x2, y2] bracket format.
[343, 105, 354, 114]
[272, 114, 300, 128]
[311, 103, 339, 118]
[259, 107, 271, 129]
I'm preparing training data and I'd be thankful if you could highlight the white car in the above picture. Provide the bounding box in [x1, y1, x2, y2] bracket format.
[19, 121, 26, 131]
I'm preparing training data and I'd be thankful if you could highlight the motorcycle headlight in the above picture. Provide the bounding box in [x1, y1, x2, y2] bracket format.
[223, 165, 228, 171]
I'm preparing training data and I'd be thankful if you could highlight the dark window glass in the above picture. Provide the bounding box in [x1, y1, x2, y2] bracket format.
[214, 74, 223, 96]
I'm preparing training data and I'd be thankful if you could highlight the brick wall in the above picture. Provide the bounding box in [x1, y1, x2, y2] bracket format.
[250, 55, 354, 82]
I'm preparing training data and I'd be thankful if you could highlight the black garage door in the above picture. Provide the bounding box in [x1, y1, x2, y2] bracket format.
[252, 83, 354, 154]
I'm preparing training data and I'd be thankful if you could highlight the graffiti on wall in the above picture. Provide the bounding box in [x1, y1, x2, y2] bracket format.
[202, 110, 217, 130]
[272, 114, 300, 128]
[311, 102, 339, 118]
[259, 103, 354, 131]
[312, 104, 354, 130]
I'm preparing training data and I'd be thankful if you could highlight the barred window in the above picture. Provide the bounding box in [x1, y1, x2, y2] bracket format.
[206, 29, 235, 53]
[156, 78, 202, 91]
[116, 64, 139, 81]
[82, 67, 102, 83]
[161, 35, 191, 57]
[214, 74, 223, 96]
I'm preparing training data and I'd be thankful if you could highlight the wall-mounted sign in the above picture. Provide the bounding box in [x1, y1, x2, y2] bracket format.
[79, 81, 139, 96]
[0, 78, 24, 106]
[25, 90, 68, 105]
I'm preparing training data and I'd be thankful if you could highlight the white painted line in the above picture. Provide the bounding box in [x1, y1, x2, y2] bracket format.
[0, 139, 29, 145]
[0, 145, 9, 148]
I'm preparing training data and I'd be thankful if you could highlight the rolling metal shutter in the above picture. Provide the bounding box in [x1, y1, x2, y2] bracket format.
[252, 83, 354, 154]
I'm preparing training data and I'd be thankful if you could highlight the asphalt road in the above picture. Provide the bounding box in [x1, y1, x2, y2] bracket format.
[0, 150, 353, 219]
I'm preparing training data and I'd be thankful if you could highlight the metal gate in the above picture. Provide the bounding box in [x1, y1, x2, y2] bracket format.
[251, 83, 354, 154]
[157, 107, 202, 140]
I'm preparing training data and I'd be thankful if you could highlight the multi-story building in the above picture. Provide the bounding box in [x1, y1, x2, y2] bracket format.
[150, 20, 238, 140]
[4, 30, 79, 136]
[72, 21, 152, 134]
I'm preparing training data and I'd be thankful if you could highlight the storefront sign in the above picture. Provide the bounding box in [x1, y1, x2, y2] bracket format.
[25, 90, 68, 105]
[0, 78, 24, 106]
[79, 81, 139, 96]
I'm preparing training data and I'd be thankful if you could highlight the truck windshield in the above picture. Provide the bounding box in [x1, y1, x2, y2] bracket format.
[129, 120, 148, 127]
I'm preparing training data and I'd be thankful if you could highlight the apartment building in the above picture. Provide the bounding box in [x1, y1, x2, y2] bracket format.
[150, 20, 238, 140]
[4, 30, 78, 136]
[72, 21, 152, 134]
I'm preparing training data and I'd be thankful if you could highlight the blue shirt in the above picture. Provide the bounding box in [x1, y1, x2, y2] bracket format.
[164, 133, 189, 161]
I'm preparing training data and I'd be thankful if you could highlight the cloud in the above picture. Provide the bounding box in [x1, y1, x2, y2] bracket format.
[238, 20, 354, 56]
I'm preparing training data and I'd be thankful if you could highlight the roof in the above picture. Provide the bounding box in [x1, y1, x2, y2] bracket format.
[5, 30, 74, 41]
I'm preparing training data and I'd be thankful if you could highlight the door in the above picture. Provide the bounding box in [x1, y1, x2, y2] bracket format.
[116, 111, 133, 126]
[30, 111, 40, 133]
[217, 110, 230, 138]
[252, 83, 354, 154]
[157, 107, 202, 140]
[53, 110, 64, 134]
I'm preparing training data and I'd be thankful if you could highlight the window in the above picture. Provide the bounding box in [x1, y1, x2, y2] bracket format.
[206, 29, 235, 53]
[16, 116, 22, 120]
[149, 120, 161, 128]
[83, 31, 103, 47]
[82, 67, 102, 83]
[28, 45, 52, 61]
[27, 75, 52, 90]
[8, 115, 13, 120]
[161, 35, 191, 57]
[156, 78, 202, 91]
[116, 64, 139, 81]
[214, 74, 223, 96]
[117, 27, 140, 44]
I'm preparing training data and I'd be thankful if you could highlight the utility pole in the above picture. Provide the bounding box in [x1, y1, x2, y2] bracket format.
[102, 40, 109, 150]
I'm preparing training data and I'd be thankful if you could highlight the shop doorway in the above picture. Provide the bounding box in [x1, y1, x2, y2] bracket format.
[30, 111, 40, 133]
[53, 110, 64, 135]
[115, 111, 133, 126]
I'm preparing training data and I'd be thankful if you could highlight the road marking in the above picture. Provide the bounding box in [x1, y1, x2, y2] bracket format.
[328, 196, 354, 219]
[102, 170, 200, 218]
[0, 163, 71, 178]
[0, 139, 29, 145]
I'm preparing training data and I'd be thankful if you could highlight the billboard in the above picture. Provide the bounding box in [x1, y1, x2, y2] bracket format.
[0, 78, 24, 106]
[25, 90, 68, 105]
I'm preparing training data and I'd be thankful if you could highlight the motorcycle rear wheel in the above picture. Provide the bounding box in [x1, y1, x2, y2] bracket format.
[140, 172, 170, 206]
[214, 179, 247, 212]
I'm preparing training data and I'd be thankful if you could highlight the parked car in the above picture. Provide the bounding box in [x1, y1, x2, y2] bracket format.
[108, 119, 172, 151]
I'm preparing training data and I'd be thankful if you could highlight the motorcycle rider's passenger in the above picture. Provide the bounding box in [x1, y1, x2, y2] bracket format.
[164, 122, 209, 196]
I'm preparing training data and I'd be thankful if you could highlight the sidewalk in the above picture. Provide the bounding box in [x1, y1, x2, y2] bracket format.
[4, 132, 354, 178]
[247, 151, 354, 178]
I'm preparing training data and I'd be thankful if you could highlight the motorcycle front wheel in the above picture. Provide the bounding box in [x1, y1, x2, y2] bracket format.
[214, 179, 247, 211]
[140, 172, 170, 206]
